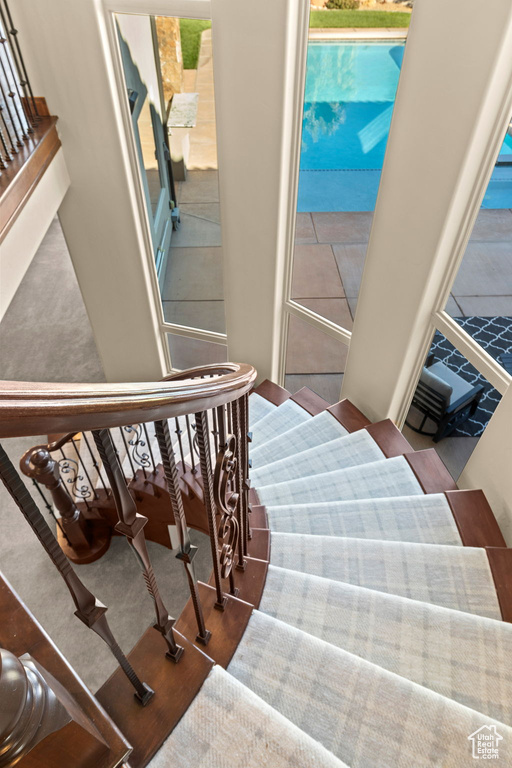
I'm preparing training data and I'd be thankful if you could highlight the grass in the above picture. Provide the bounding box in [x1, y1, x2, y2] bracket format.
[309, 10, 411, 28]
[180, 19, 211, 70]
[180, 11, 411, 70]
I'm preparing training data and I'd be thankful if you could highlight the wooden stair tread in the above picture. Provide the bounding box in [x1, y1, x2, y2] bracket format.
[327, 399, 371, 432]
[290, 387, 330, 416]
[175, 582, 254, 668]
[404, 449, 457, 493]
[247, 527, 271, 561]
[486, 548, 512, 623]
[96, 630, 212, 768]
[252, 380, 290, 406]
[208, 556, 269, 608]
[365, 420, 414, 458]
[446, 490, 507, 548]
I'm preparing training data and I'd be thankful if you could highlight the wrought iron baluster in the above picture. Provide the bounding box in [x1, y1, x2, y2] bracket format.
[213, 432, 240, 597]
[241, 392, 252, 547]
[231, 399, 246, 571]
[174, 417, 186, 467]
[82, 432, 110, 496]
[124, 424, 152, 480]
[185, 415, 197, 473]
[92, 429, 183, 662]
[217, 404, 226, 449]
[0, 119, 12, 164]
[142, 423, 157, 473]
[194, 410, 226, 610]
[0, 0, 39, 120]
[154, 419, 211, 644]
[0, 82, 19, 152]
[0, 30, 30, 136]
[58, 447, 91, 508]
[212, 407, 219, 457]
[0, 445, 153, 705]
[69, 436, 98, 501]
[30, 478, 69, 544]
[119, 426, 137, 481]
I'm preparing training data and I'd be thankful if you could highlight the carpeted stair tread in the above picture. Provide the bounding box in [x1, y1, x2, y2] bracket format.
[265, 493, 463, 545]
[255, 455, 423, 507]
[228, 611, 512, 768]
[250, 410, 349, 468]
[250, 399, 312, 449]
[249, 391, 278, 426]
[270, 532, 502, 618]
[148, 664, 349, 768]
[260, 565, 512, 723]
[251, 429, 384, 487]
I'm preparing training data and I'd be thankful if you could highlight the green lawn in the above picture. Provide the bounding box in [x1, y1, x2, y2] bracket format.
[180, 11, 411, 70]
[309, 10, 411, 28]
[180, 19, 211, 70]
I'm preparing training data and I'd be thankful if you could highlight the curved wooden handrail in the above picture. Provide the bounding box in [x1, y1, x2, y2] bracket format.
[0, 363, 257, 438]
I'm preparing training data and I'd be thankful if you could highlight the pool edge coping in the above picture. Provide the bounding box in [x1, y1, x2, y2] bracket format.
[309, 28, 408, 41]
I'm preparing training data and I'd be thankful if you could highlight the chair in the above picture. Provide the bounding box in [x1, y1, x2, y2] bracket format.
[405, 355, 484, 442]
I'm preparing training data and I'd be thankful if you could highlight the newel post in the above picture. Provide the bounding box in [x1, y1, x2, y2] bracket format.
[20, 445, 91, 555]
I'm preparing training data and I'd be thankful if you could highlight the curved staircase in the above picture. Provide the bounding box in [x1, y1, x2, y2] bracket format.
[1, 373, 511, 767]
[152, 379, 512, 767]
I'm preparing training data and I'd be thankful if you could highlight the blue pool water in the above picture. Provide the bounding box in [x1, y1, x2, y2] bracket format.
[298, 42, 512, 212]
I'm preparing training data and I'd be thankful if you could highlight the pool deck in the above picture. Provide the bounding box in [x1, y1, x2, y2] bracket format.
[309, 28, 408, 40]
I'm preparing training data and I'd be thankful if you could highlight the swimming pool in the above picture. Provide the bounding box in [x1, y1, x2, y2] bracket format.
[298, 41, 512, 212]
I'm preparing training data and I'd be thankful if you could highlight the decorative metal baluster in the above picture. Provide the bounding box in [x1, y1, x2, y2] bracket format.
[154, 419, 211, 645]
[0, 84, 19, 152]
[231, 399, 246, 571]
[0, 30, 30, 136]
[195, 410, 226, 610]
[92, 429, 184, 661]
[212, 408, 219, 457]
[58, 447, 91, 509]
[217, 404, 226, 449]
[174, 417, 186, 467]
[30, 478, 69, 543]
[185, 415, 197, 473]
[241, 392, 252, 548]
[119, 426, 137, 481]
[213, 432, 240, 597]
[82, 432, 110, 496]
[0, 120, 11, 164]
[69, 436, 99, 501]
[0, 445, 153, 705]
[142, 423, 157, 474]
[0, 0, 39, 120]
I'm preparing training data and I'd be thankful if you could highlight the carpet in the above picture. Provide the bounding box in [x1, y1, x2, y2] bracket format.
[429, 317, 512, 437]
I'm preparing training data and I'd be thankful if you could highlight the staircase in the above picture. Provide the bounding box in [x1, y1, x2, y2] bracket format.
[1, 372, 511, 767]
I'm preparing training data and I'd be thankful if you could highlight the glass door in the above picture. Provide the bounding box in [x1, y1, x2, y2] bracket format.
[118, 25, 175, 284]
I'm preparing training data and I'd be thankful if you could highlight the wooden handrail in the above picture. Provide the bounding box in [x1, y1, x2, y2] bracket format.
[0, 363, 257, 438]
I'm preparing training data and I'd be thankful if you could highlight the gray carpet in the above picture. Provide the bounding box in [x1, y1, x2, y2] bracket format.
[0, 219, 210, 692]
[0, 217, 105, 383]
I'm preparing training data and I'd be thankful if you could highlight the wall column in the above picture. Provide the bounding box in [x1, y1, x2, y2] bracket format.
[14, 0, 168, 382]
[342, 0, 512, 423]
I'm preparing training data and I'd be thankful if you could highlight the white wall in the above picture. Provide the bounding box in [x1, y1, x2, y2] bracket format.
[0, 149, 70, 323]
[459, 386, 512, 546]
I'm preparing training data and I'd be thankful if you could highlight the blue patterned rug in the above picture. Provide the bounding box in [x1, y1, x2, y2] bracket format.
[429, 317, 512, 437]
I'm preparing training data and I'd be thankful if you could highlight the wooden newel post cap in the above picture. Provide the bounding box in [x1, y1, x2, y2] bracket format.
[0, 648, 28, 745]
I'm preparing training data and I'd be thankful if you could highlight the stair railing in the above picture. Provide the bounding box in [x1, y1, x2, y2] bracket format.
[0, 362, 256, 708]
[0, 0, 41, 169]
